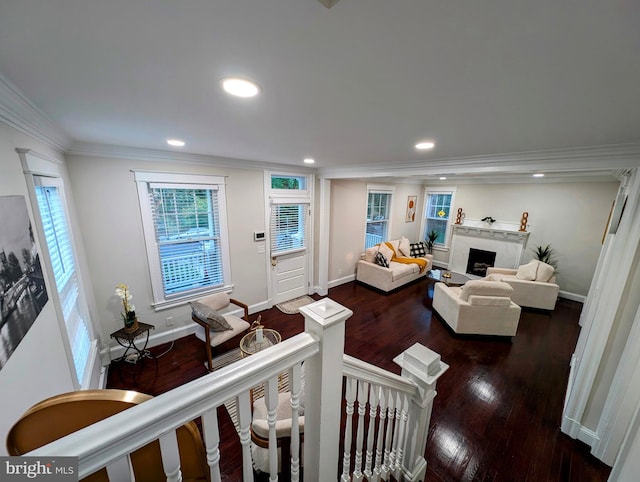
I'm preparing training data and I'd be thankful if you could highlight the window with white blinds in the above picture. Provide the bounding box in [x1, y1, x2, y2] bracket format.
[150, 185, 223, 295]
[34, 178, 92, 385]
[135, 172, 231, 306]
[270, 203, 307, 255]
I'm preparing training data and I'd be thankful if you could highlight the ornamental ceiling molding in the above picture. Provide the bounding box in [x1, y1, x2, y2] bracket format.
[318, 142, 640, 181]
[0, 73, 72, 152]
[67, 141, 316, 174]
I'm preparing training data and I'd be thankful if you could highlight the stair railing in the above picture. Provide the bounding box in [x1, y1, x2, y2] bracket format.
[341, 345, 448, 482]
[25, 298, 446, 482]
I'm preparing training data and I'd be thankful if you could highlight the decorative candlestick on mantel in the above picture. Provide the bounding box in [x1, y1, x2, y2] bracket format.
[519, 211, 529, 232]
[455, 208, 463, 224]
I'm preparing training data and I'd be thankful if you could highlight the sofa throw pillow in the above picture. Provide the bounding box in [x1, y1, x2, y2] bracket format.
[516, 261, 538, 280]
[398, 236, 411, 257]
[364, 245, 378, 263]
[378, 242, 394, 264]
[375, 251, 390, 268]
[189, 301, 233, 332]
[410, 241, 426, 257]
[535, 261, 555, 282]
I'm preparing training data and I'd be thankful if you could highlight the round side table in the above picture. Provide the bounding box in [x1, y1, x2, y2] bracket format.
[240, 328, 281, 357]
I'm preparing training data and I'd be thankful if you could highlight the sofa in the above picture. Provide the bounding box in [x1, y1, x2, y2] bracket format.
[486, 260, 559, 310]
[356, 237, 433, 292]
[432, 279, 522, 337]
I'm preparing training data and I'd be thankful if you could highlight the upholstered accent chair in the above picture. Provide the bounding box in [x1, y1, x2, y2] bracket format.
[486, 260, 559, 310]
[251, 391, 305, 481]
[432, 279, 522, 337]
[190, 292, 251, 372]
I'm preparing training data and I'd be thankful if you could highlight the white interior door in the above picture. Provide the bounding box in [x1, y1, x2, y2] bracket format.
[270, 202, 309, 305]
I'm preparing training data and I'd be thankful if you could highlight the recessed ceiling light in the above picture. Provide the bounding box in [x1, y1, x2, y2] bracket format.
[167, 139, 185, 147]
[221, 77, 261, 98]
[303, 158, 315, 164]
[415, 141, 435, 150]
[439, 176, 447, 180]
[533, 173, 545, 178]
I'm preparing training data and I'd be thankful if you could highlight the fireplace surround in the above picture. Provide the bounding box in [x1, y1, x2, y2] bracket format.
[448, 220, 530, 278]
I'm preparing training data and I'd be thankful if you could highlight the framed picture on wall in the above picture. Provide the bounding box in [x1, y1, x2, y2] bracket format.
[406, 195, 417, 223]
[0, 195, 48, 371]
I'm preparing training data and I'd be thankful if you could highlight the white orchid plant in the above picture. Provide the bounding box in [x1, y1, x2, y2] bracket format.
[115, 283, 136, 323]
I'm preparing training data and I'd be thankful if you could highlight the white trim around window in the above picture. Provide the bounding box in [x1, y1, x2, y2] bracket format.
[420, 186, 457, 248]
[134, 171, 233, 310]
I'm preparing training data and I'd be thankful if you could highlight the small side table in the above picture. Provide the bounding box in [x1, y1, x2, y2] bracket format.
[110, 322, 155, 363]
[240, 328, 281, 357]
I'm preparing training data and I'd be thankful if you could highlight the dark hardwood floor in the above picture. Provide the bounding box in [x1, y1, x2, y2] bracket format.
[107, 279, 612, 481]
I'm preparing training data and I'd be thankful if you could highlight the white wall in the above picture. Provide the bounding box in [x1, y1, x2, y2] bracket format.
[64, 155, 270, 345]
[0, 125, 75, 454]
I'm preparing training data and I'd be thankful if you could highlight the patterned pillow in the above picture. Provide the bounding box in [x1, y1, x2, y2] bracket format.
[189, 301, 233, 332]
[410, 242, 426, 257]
[375, 251, 390, 268]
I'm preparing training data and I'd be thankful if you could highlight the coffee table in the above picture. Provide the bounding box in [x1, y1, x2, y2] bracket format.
[426, 270, 471, 300]
[427, 269, 470, 287]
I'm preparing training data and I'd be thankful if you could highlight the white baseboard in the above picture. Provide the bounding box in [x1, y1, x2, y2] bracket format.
[577, 425, 600, 447]
[329, 274, 356, 289]
[559, 290, 586, 303]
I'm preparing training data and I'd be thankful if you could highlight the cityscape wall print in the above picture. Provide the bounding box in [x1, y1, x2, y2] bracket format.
[0, 195, 48, 371]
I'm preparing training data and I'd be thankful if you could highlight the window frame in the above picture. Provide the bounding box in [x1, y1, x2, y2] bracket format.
[134, 171, 232, 309]
[19, 149, 98, 389]
[365, 185, 394, 249]
[421, 187, 456, 249]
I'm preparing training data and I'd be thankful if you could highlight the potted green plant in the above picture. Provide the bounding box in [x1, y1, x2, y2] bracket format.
[532, 244, 557, 269]
[425, 229, 440, 254]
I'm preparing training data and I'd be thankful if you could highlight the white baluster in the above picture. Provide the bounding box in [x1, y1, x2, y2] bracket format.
[289, 363, 303, 482]
[393, 393, 410, 480]
[159, 430, 183, 482]
[237, 390, 255, 481]
[372, 387, 387, 482]
[341, 376, 357, 482]
[364, 383, 379, 478]
[105, 455, 133, 481]
[390, 392, 403, 476]
[382, 388, 395, 479]
[265, 376, 279, 481]
[201, 408, 223, 482]
[353, 380, 369, 482]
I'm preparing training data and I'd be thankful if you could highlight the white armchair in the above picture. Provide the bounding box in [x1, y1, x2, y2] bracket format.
[432, 279, 521, 337]
[486, 260, 559, 310]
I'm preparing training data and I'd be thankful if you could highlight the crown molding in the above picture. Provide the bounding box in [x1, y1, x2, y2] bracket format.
[66, 141, 317, 174]
[0, 73, 72, 152]
[318, 142, 640, 180]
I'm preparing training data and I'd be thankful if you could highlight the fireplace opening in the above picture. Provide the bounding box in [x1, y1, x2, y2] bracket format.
[466, 248, 497, 277]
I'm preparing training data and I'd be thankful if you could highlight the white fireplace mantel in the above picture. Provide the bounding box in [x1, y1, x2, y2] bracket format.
[449, 221, 530, 276]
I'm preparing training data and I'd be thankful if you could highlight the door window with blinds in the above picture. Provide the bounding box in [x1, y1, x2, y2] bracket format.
[268, 173, 310, 256]
[34, 177, 93, 386]
[135, 172, 231, 306]
[270, 203, 307, 255]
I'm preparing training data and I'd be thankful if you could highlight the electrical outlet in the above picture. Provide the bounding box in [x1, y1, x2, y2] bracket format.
[165, 316, 174, 326]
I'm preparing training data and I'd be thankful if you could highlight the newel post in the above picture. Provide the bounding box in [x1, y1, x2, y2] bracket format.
[300, 298, 353, 481]
[393, 343, 448, 482]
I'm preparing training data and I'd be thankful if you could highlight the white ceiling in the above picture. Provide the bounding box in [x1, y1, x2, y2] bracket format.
[1, 0, 639, 182]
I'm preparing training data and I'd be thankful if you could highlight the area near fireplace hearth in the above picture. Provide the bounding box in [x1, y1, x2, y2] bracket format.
[448, 219, 530, 278]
